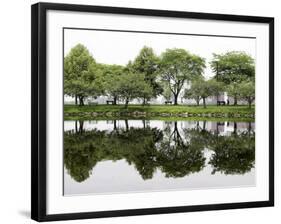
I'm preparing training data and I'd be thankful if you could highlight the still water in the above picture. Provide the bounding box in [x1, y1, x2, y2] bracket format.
[64, 119, 255, 196]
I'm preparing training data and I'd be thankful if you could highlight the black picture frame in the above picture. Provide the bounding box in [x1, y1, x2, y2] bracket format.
[31, 2, 274, 222]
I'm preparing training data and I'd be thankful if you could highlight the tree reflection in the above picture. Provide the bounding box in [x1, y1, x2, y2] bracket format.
[64, 121, 163, 182]
[64, 120, 255, 182]
[64, 128, 105, 182]
[157, 121, 206, 178]
[208, 122, 255, 175]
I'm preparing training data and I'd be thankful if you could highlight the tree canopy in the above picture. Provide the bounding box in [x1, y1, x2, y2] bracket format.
[115, 72, 153, 108]
[64, 120, 255, 182]
[159, 48, 206, 105]
[184, 78, 203, 106]
[184, 79, 224, 108]
[96, 63, 125, 104]
[64, 44, 99, 105]
[64, 45, 255, 108]
[129, 46, 163, 104]
[210, 51, 255, 85]
[237, 81, 255, 108]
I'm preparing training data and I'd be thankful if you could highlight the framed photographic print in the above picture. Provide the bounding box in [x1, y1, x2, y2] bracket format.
[31, 2, 274, 222]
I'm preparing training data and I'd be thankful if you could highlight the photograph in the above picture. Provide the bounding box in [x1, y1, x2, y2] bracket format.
[63, 28, 256, 196]
[30, 2, 274, 221]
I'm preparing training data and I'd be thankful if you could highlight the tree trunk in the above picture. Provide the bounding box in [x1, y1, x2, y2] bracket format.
[248, 98, 251, 108]
[233, 122, 237, 134]
[142, 120, 146, 128]
[174, 93, 178, 105]
[75, 95, 78, 105]
[113, 96, 117, 105]
[113, 120, 117, 130]
[248, 122, 252, 132]
[196, 121, 199, 129]
[125, 98, 129, 108]
[79, 96, 84, 106]
[203, 98, 206, 108]
[78, 120, 84, 133]
[174, 121, 178, 144]
[234, 96, 238, 106]
[173, 121, 183, 147]
[196, 99, 199, 106]
[75, 120, 78, 133]
[125, 119, 129, 131]
[142, 97, 146, 106]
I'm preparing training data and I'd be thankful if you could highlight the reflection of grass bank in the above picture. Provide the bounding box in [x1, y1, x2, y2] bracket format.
[64, 104, 254, 121]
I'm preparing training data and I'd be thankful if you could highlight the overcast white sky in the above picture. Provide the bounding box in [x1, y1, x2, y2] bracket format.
[64, 29, 256, 79]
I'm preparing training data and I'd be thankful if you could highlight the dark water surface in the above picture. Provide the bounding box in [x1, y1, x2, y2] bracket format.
[64, 119, 255, 196]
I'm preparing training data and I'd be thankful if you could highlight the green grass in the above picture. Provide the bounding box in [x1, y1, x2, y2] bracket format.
[64, 115, 254, 122]
[64, 104, 255, 120]
[65, 104, 254, 113]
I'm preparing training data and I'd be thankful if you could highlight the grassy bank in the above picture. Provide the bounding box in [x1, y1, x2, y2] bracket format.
[64, 104, 255, 120]
[64, 115, 254, 122]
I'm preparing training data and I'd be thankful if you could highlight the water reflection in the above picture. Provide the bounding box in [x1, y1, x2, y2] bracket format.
[64, 120, 255, 186]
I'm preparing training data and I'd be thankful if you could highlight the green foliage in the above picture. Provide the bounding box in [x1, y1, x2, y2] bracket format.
[64, 124, 163, 182]
[208, 130, 255, 175]
[95, 64, 125, 104]
[159, 48, 206, 105]
[162, 84, 172, 101]
[210, 51, 255, 84]
[184, 79, 203, 106]
[158, 122, 206, 177]
[228, 81, 255, 107]
[115, 72, 153, 107]
[64, 120, 255, 182]
[64, 45, 255, 110]
[184, 79, 225, 108]
[237, 81, 255, 108]
[129, 46, 163, 101]
[64, 44, 100, 105]
[205, 79, 225, 97]
[227, 82, 240, 105]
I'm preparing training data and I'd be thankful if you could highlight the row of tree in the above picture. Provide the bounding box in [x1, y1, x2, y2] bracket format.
[64, 44, 255, 108]
[184, 79, 255, 108]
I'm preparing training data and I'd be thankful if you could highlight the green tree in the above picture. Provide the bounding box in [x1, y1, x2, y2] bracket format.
[64, 120, 255, 182]
[64, 44, 97, 105]
[116, 73, 153, 108]
[238, 81, 255, 108]
[162, 84, 172, 102]
[64, 123, 163, 182]
[159, 48, 205, 105]
[97, 64, 125, 105]
[208, 130, 255, 175]
[157, 121, 206, 178]
[227, 82, 240, 106]
[183, 79, 203, 106]
[185, 79, 224, 108]
[210, 51, 255, 85]
[130, 46, 163, 104]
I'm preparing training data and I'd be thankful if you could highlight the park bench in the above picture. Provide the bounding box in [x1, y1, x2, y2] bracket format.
[165, 101, 173, 105]
[217, 100, 226, 106]
[106, 100, 114, 105]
